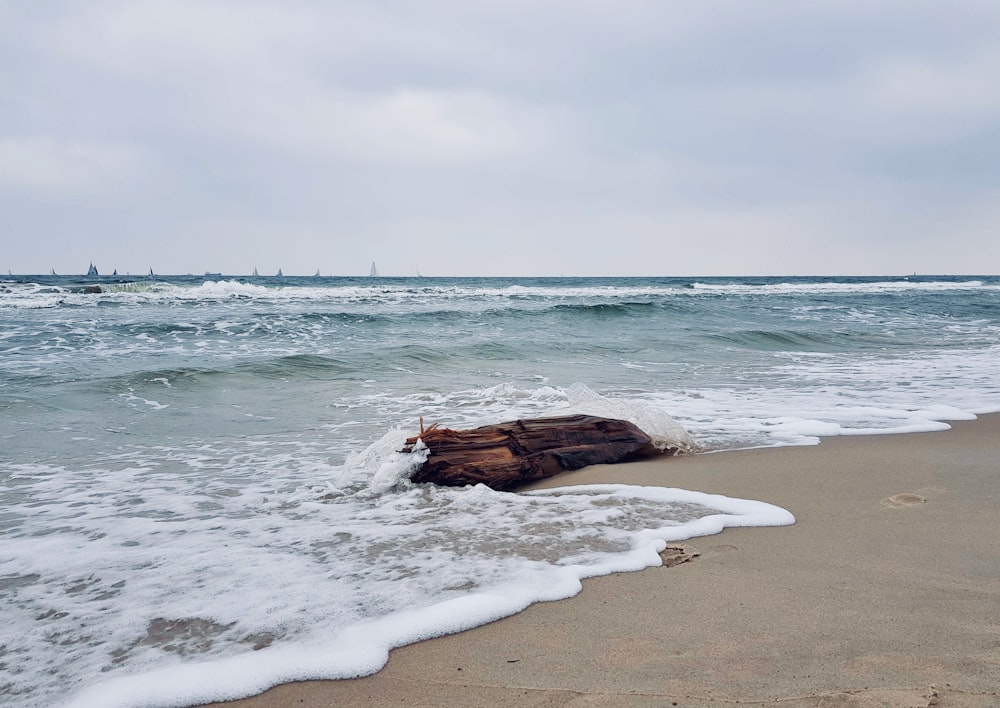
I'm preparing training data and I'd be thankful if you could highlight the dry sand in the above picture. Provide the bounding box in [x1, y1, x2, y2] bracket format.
[204, 416, 1000, 707]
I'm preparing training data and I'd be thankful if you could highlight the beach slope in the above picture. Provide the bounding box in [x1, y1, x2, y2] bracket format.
[205, 416, 1000, 707]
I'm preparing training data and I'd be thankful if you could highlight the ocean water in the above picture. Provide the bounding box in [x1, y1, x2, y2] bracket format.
[2, 274, 998, 707]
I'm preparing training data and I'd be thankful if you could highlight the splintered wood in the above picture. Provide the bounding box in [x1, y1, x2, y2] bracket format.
[404, 414, 673, 491]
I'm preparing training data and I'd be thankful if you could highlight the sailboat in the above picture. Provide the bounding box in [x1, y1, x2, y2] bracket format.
[252, 267, 259, 277]
[276, 268, 283, 277]
[369, 261, 379, 277]
[50, 268, 57, 276]
[314, 269, 321, 277]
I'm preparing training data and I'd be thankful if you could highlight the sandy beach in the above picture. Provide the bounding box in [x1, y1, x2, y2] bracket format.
[204, 415, 1000, 707]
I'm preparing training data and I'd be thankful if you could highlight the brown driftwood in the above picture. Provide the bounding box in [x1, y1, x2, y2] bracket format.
[403, 414, 669, 491]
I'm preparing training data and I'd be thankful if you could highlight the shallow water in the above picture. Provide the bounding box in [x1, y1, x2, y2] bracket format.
[1, 274, 998, 706]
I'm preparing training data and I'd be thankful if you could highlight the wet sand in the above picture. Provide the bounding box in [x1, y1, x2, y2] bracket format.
[204, 415, 1000, 707]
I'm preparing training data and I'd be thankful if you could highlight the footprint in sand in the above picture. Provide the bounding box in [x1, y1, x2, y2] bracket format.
[880, 492, 927, 508]
[880, 487, 946, 509]
[659, 545, 700, 567]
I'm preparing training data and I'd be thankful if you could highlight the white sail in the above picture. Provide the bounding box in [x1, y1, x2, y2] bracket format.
[369, 261, 379, 277]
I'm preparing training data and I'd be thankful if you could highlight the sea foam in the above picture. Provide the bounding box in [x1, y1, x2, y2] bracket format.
[49, 481, 792, 708]
[4, 273, 1000, 707]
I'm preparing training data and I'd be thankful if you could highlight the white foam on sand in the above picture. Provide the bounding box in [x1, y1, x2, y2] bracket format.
[649, 346, 1000, 449]
[350, 362, 1000, 453]
[57, 483, 791, 708]
[1, 449, 791, 708]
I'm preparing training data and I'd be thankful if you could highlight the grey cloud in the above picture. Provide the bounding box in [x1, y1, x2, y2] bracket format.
[2, 1, 999, 275]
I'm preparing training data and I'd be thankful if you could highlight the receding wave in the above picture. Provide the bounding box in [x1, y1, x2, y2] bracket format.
[79, 367, 230, 393]
[383, 345, 455, 368]
[691, 279, 992, 295]
[76, 358, 361, 391]
[461, 341, 526, 360]
[549, 301, 659, 316]
[235, 354, 359, 379]
[705, 328, 908, 351]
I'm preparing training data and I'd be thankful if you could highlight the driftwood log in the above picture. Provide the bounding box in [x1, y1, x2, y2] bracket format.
[404, 414, 670, 491]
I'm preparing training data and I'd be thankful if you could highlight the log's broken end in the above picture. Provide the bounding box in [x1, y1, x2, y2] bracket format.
[402, 414, 672, 491]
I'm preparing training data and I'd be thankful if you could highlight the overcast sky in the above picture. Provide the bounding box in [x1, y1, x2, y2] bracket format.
[2, 1, 999, 277]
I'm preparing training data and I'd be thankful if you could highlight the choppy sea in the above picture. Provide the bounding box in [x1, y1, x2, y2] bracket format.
[2, 274, 998, 707]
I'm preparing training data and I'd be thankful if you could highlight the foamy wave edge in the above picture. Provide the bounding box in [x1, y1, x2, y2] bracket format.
[61, 485, 793, 708]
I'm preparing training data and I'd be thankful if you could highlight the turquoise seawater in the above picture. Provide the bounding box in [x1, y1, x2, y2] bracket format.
[1, 274, 998, 706]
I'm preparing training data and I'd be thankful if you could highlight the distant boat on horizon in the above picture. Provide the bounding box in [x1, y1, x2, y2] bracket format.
[112, 269, 118, 276]
[276, 268, 283, 277]
[149, 268, 154, 276]
[50, 268, 57, 276]
[314, 269, 321, 277]
[369, 261, 379, 277]
[252, 267, 259, 277]
[87, 263, 99, 277]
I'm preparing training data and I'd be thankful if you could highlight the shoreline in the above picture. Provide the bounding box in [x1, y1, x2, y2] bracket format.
[203, 416, 1000, 707]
